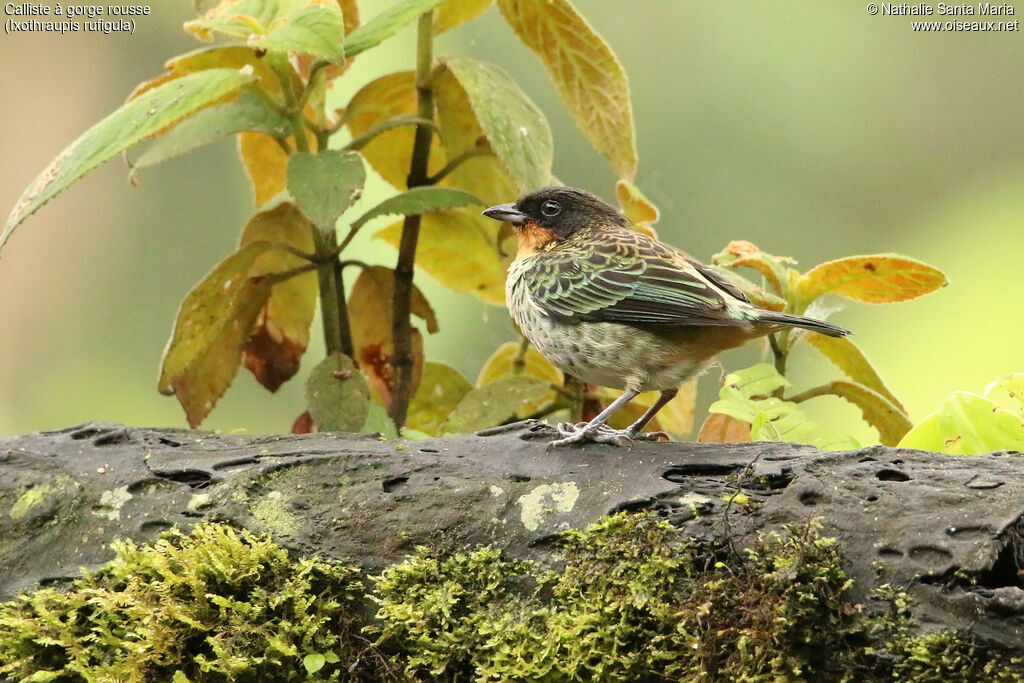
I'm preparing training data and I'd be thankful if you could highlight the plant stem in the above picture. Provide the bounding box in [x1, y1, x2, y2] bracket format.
[786, 384, 836, 404]
[425, 147, 494, 184]
[312, 228, 344, 356]
[389, 11, 435, 430]
[769, 333, 787, 398]
[341, 116, 437, 152]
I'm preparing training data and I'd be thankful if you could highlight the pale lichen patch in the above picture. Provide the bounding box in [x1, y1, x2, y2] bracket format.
[92, 486, 133, 520]
[10, 484, 53, 519]
[250, 490, 300, 537]
[517, 482, 580, 531]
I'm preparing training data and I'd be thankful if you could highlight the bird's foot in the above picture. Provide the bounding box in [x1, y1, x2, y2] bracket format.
[547, 423, 669, 450]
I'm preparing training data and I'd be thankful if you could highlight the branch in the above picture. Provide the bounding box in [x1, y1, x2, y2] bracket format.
[425, 147, 493, 184]
[786, 384, 837, 404]
[390, 11, 436, 431]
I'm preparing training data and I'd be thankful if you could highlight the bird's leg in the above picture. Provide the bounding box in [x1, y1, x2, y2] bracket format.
[549, 389, 639, 450]
[623, 388, 678, 441]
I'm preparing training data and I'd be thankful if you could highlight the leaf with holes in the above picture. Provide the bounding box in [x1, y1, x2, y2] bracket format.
[821, 380, 912, 447]
[498, 0, 636, 179]
[375, 210, 507, 305]
[443, 375, 554, 434]
[698, 412, 752, 444]
[287, 150, 365, 230]
[344, 72, 447, 189]
[434, 0, 492, 33]
[3, 69, 255, 248]
[796, 254, 948, 306]
[898, 391, 1024, 455]
[238, 202, 317, 392]
[347, 265, 437, 406]
[185, 0, 346, 64]
[984, 373, 1024, 416]
[439, 58, 552, 194]
[799, 333, 904, 412]
[350, 187, 483, 230]
[407, 361, 473, 436]
[158, 242, 277, 426]
[344, 0, 446, 57]
[305, 353, 370, 432]
[130, 92, 290, 182]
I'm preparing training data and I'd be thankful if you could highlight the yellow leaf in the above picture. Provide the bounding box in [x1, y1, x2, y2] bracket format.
[407, 361, 473, 436]
[796, 254, 948, 305]
[238, 202, 318, 392]
[477, 341, 562, 419]
[799, 333, 905, 412]
[375, 210, 507, 305]
[347, 266, 436, 406]
[434, 0, 492, 33]
[158, 242, 276, 426]
[237, 128, 317, 207]
[712, 240, 788, 295]
[823, 380, 913, 447]
[129, 46, 283, 101]
[616, 179, 659, 225]
[498, 0, 637, 179]
[344, 72, 446, 189]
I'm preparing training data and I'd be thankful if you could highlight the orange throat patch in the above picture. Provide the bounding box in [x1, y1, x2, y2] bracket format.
[515, 221, 556, 259]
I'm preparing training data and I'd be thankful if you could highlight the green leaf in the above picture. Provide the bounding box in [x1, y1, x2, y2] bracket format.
[302, 653, 327, 674]
[800, 333, 905, 412]
[158, 242, 277, 427]
[724, 363, 790, 399]
[344, 0, 446, 57]
[322, 651, 341, 664]
[898, 391, 1024, 455]
[3, 68, 255, 249]
[375, 210, 507, 305]
[443, 375, 554, 433]
[407, 361, 473, 436]
[362, 400, 399, 438]
[984, 373, 1024, 415]
[286, 150, 365, 230]
[130, 91, 290, 182]
[820, 380, 912, 447]
[440, 58, 553, 193]
[350, 187, 483, 230]
[497, 0, 636, 179]
[305, 353, 371, 432]
[795, 254, 948, 306]
[186, 0, 346, 64]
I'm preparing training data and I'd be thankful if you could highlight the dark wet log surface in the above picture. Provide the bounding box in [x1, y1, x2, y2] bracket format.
[2, 421, 1022, 651]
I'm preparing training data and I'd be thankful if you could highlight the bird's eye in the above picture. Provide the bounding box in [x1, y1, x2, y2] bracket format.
[541, 200, 561, 217]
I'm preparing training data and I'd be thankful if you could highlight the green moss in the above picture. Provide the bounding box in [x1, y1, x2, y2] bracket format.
[0, 523, 387, 682]
[1, 516, 1021, 682]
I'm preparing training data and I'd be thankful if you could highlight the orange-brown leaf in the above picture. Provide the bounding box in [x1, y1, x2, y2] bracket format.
[796, 254, 948, 305]
[238, 202, 318, 391]
[434, 0, 492, 33]
[698, 412, 753, 443]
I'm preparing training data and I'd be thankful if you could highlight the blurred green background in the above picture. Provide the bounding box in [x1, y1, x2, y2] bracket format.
[1, 1, 1022, 442]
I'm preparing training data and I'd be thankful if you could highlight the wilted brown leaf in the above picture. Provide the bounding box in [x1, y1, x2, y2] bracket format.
[347, 265, 437, 406]
[158, 242, 276, 426]
[238, 202, 317, 392]
[498, 0, 637, 179]
[796, 254, 948, 305]
[344, 71, 446, 188]
[375, 210, 507, 305]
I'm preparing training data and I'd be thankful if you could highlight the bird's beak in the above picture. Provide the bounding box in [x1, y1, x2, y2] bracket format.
[482, 203, 529, 226]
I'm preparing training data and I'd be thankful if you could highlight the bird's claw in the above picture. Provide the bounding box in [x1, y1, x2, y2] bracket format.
[547, 423, 668, 450]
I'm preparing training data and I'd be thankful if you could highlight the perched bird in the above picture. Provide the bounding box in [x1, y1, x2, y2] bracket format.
[482, 186, 849, 449]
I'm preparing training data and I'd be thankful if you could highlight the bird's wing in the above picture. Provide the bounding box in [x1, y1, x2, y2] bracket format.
[522, 230, 753, 327]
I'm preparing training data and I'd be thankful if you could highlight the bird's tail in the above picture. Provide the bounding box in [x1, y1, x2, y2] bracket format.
[755, 311, 849, 337]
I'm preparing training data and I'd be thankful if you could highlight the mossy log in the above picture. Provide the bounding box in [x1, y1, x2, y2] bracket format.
[2, 421, 1023, 652]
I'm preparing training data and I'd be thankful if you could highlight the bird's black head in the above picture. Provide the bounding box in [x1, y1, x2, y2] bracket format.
[482, 186, 627, 240]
